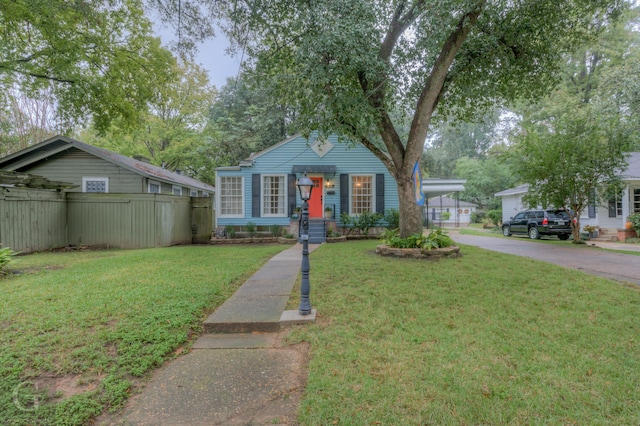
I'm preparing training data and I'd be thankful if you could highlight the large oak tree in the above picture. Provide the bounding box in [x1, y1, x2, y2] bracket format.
[206, 0, 628, 237]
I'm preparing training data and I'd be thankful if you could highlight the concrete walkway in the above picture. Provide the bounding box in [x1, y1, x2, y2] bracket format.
[113, 244, 318, 425]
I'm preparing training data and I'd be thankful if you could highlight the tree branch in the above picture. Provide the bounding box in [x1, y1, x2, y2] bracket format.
[407, 1, 486, 167]
[0, 65, 76, 84]
[357, 2, 429, 173]
[379, 0, 425, 63]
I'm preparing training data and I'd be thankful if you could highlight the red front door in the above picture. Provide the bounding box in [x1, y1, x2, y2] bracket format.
[308, 177, 323, 218]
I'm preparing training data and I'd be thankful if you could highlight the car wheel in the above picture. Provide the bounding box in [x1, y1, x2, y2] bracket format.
[502, 226, 511, 237]
[528, 226, 540, 239]
[558, 234, 570, 240]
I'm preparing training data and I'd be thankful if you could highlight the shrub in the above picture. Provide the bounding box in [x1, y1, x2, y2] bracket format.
[354, 211, 383, 235]
[379, 228, 453, 250]
[326, 227, 341, 238]
[0, 246, 18, 274]
[384, 209, 400, 230]
[471, 211, 486, 223]
[270, 224, 283, 237]
[487, 209, 502, 226]
[627, 212, 640, 235]
[339, 212, 355, 235]
[246, 222, 257, 238]
[441, 211, 451, 220]
[224, 225, 236, 238]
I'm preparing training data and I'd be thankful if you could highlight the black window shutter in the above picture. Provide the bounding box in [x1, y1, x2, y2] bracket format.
[288, 174, 296, 216]
[252, 174, 261, 217]
[588, 189, 596, 218]
[340, 174, 349, 215]
[608, 198, 617, 218]
[376, 174, 385, 213]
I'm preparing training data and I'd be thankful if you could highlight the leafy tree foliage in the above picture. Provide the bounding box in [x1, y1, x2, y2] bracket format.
[510, 7, 639, 241]
[204, 74, 296, 166]
[0, 0, 175, 133]
[454, 155, 518, 210]
[422, 109, 503, 178]
[510, 106, 632, 241]
[210, 0, 626, 237]
[83, 61, 217, 183]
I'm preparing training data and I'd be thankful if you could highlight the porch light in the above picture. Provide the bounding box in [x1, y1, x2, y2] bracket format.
[297, 173, 314, 201]
[296, 173, 313, 316]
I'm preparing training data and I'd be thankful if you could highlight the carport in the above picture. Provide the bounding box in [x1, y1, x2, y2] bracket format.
[421, 178, 466, 228]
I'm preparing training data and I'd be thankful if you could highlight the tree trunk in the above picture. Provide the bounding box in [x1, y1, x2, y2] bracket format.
[570, 215, 581, 242]
[397, 174, 423, 238]
[571, 217, 582, 241]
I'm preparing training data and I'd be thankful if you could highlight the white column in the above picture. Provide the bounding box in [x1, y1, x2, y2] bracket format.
[621, 185, 630, 226]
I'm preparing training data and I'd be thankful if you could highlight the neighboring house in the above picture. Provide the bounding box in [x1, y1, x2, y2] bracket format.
[495, 184, 530, 224]
[496, 152, 640, 231]
[215, 133, 399, 242]
[0, 135, 215, 197]
[426, 196, 477, 226]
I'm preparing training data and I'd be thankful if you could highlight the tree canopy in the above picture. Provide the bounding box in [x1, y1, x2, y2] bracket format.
[508, 8, 639, 240]
[209, 0, 628, 236]
[0, 0, 175, 133]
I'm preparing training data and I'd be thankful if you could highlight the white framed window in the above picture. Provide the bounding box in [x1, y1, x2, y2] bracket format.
[262, 175, 287, 217]
[350, 175, 374, 215]
[203, 191, 210, 197]
[172, 185, 182, 195]
[190, 189, 198, 197]
[148, 180, 161, 194]
[82, 177, 109, 193]
[219, 176, 244, 217]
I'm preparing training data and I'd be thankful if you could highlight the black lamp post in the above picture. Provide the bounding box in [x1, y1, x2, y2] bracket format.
[297, 173, 314, 316]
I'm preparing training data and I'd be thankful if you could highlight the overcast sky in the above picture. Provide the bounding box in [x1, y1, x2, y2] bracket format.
[154, 23, 242, 90]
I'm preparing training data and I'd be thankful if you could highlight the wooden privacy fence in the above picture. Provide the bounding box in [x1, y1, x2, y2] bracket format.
[0, 187, 67, 253]
[0, 188, 214, 252]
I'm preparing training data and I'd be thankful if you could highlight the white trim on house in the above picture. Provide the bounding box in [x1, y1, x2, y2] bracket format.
[261, 174, 288, 217]
[82, 177, 109, 193]
[148, 180, 161, 194]
[190, 189, 198, 197]
[172, 185, 182, 196]
[217, 175, 245, 218]
[349, 174, 375, 215]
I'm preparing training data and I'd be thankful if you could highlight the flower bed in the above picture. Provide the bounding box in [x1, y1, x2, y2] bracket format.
[376, 244, 461, 259]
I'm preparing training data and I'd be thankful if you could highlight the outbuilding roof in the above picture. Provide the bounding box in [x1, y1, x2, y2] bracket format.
[427, 196, 478, 208]
[495, 184, 530, 197]
[0, 135, 215, 193]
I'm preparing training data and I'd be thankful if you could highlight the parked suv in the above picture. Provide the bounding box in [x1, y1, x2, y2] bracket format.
[502, 209, 572, 240]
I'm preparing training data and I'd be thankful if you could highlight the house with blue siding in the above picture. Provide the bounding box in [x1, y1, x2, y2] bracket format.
[215, 134, 398, 242]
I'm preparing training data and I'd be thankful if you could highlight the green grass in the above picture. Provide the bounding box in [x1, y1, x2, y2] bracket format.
[288, 241, 640, 425]
[0, 245, 286, 425]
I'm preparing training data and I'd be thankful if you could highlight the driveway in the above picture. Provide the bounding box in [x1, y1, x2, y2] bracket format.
[452, 233, 640, 286]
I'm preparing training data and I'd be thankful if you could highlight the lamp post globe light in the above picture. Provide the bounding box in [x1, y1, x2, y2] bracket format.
[297, 173, 313, 316]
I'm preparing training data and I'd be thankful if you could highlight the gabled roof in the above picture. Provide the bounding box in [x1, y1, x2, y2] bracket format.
[223, 133, 393, 170]
[495, 184, 530, 197]
[427, 196, 478, 208]
[621, 152, 640, 180]
[0, 136, 215, 192]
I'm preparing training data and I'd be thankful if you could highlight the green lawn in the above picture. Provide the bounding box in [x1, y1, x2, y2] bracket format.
[3, 241, 640, 425]
[0, 245, 286, 425]
[288, 240, 640, 425]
